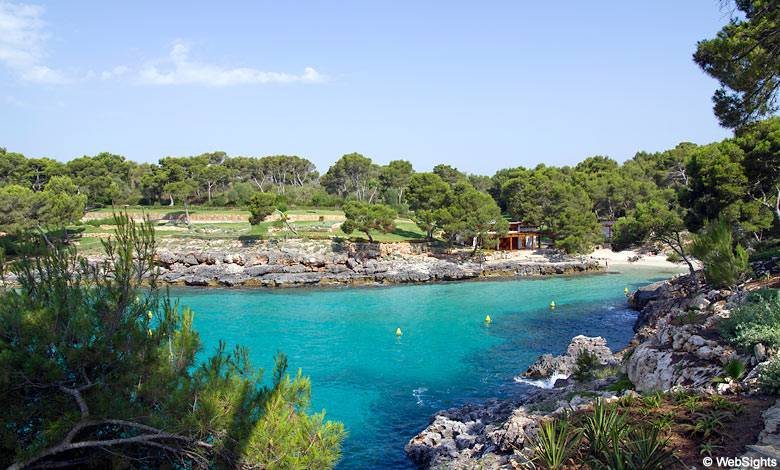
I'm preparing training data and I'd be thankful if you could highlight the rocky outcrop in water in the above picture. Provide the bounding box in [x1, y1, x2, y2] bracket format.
[523, 335, 619, 379]
[149, 246, 600, 287]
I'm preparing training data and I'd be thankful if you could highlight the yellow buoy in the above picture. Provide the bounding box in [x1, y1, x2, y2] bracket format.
[396, 328, 403, 336]
[550, 301, 555, 309]
[147, 311, 153, 319]
[485, 315, 492, 323]
[624, 288, 628, 294]
[147, 329, 153, 336]
[136, 297, 139, 302]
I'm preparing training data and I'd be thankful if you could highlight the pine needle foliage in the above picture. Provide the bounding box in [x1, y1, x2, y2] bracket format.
[0, 213, 344, 469]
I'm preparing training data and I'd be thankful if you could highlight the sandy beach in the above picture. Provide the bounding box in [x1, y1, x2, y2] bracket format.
[587, 247, 700, 269]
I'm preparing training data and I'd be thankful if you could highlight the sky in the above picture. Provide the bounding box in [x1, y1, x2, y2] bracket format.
[0, 1, 736, 175]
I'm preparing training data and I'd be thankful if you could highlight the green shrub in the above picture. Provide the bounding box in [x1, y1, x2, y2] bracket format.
[606, 374, 635, 393]
[0, 214, 345, 468]
[593, 364, 621, 380]
[758, 357, 780, 394]
[724, 359, 746, 382]
[83, 216, 118, 227]
[720, 288, 780, 350]
[691, 216, 751, 289]
[573, 349, 600, 382]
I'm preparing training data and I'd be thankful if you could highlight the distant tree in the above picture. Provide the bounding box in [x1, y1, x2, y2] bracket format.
[196, 152, 230, 201]
[0, 178, 86, 248]
[555, 208, 604, 257]
[41, 176, 88, 242]
[259, 155, 317, 195]
[0, 148, 31, 188]
[447, 182, 509, 254]
[24, 157, 67, 192]
[246, 192, 277, 225]
[467, 174, 492, 194]
[433, 164, 466, 187]
[226, 182, 256, 206]
[379, 160, 414, 205]
[612, 195, 700, 291]
[66, 153, 134, 206]
[163, 181, 197, 227]
[322, 153, 380, 202]
[225, 156, 267, 189]
[0, 215, 345, 469]
[405, 173, 452, 240]
[694, 0, 780, 128]
[139, 164, 167, 204]
[490, 167, 526, 209]
[340, 201, 397, 243]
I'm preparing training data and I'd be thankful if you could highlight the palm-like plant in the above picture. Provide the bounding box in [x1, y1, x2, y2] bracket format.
[528, 418, 582, 470]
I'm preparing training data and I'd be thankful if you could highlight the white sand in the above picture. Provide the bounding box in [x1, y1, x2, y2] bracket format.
[588, 248, 699, 269]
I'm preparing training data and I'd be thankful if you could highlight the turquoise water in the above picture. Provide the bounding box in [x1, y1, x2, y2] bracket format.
[173, 266, 681, 469]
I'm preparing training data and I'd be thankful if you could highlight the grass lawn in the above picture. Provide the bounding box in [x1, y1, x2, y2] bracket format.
[67, 207, 429, 250]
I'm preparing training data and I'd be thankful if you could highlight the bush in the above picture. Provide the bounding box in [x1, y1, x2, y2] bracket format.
[573, 349, 600, 382]
[0, 214, 344, 469]
[227, 182, 257, 206]
[720, 288, 780, 350]
[691, 216, 751, 289]
[758, 358, 780, 394]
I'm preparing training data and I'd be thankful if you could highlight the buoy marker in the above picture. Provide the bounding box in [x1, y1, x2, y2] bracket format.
[485, 315, 492, 323]
[147, 329, 153, 336]
[396, 328, 403, 336]
[147, 311, 153, 319]
[624, 288, 629, 294]
[550, 301, 555, 309]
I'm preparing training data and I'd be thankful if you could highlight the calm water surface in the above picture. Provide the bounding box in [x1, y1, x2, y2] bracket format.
[173, 266, 681, 470]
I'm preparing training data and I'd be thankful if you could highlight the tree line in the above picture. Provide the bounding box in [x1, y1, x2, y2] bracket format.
[1, 116, 779, 254]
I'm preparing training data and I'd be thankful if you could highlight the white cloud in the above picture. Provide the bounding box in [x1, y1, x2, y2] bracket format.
[0, 1, 68, 83]
[137, 41, 324, 86]
[101, 65, 128, 80]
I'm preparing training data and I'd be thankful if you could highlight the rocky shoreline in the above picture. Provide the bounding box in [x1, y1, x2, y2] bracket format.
[404, 268, 780, 470]
[148, 245, 601, 287]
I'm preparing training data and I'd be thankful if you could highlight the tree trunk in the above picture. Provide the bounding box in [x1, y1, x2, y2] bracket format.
[669, 232, 700, 292]
[366, 231, 374, 243]
[184, 199, 190, 227]
[169, 194, 174, 206]
[398, 187, 404, 205]
[207, 184, 212, 201]
[34, 224, 55, 249]
[471, 236, 479, 256]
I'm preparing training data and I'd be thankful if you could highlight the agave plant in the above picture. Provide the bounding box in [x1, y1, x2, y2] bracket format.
[528, 418, 582, 470]
[581, 400, 628, 456]
[624, 424, 677, 469]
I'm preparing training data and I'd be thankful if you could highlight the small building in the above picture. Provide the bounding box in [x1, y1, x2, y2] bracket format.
[490, 222, 554, 251]
[600, 218, 618, 241]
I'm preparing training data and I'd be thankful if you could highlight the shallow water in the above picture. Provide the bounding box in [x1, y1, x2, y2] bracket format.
[173, 266, 681, 469]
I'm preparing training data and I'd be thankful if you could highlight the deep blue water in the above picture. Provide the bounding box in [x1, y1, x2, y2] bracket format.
[172, 266, 681, 469]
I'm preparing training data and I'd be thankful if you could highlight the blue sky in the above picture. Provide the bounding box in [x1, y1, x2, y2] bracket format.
[0, 1, 735, 175]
